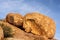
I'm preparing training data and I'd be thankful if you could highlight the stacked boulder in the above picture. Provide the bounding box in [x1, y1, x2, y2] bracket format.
[0, 12, 56, 40]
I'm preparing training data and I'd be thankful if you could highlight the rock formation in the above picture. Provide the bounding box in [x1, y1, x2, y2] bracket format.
[0, 12, 56, 40]
[23, 12, 56, 39]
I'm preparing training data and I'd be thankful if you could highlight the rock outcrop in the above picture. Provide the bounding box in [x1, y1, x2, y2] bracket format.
[0, 12, 56, 40]
[0, 21, 49, 40]
[23, 12, 56, 39]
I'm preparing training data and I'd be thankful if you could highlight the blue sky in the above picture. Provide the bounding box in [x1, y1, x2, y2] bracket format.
[0, 0, 60, 40]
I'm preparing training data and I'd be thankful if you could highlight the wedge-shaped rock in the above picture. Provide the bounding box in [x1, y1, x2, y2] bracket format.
[0, 21, 49, 40]
[23, 12, 56, 39]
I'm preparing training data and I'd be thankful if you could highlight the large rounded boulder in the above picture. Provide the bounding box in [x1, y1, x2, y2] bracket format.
[23, 12, 56, 39]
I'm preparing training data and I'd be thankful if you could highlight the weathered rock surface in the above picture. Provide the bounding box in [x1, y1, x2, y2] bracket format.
[0, 26, 4, 40]
[0, 21, 49, 40]
[4, 38, 25, 40]
[23, 12, 56, 39]
[4, 36, 48, 40]
[6, 13, 23, 27]
[0, 12, 56, 40]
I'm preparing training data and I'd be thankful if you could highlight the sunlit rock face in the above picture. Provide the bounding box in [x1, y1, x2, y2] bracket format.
[0, 26, 4, 40]
[6, 13, 23, 27]
[0, 12, 56, 40]
[23, 12, 56, 39]
[0, 21, 49, 40]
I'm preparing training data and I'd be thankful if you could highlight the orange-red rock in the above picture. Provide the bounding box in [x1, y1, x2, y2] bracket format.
[23, 12, 56, 39]
[6, 13, 23, 26]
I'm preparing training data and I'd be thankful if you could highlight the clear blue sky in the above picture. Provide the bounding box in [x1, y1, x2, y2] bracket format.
[0, 0, 60, 40]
